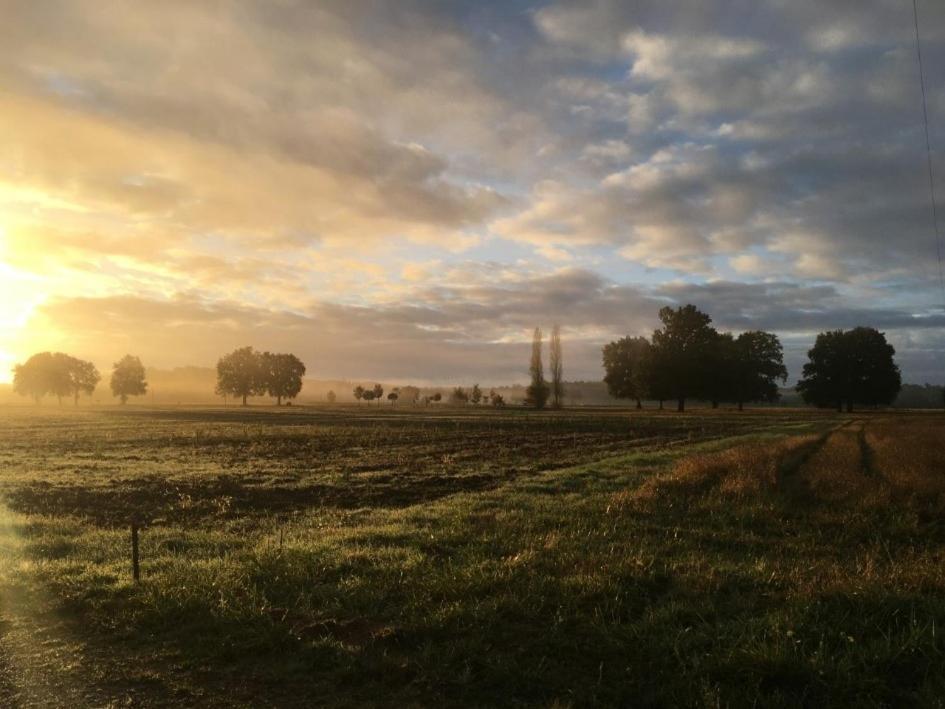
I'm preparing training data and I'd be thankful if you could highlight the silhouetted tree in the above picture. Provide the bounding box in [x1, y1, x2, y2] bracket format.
[326, 390, 337, 404]
[602, 336, 651, 409]
[451, 387, 469, 405]
[216, 346, 266, 406]
[362, 390, 376, 403]
[262, 352, 306, 405]
[550, 324, 564, 408]
[649, 305, 718, 411]
[372, 384, 384, 406]
[110, 354, 147, 404]
[704, 332, 737, 409]
[729, 331, 788, 410]
[353, 385, 365, 404]
[797, 327, 901, 412]
[490, 390, 505, 407]
[388, 392, 398, 405]
[525, 327, 549, 409]
[431, 392, 442, 403]
[470, 384, 483, 405]
[13, 352, 99, 405]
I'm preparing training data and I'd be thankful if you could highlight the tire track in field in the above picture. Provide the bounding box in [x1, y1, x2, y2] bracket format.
[789, 419, 892, 507]
[775, 420, 853, 499]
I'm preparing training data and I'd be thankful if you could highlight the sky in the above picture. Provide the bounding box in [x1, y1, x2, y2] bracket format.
[1, 0, 944, 386]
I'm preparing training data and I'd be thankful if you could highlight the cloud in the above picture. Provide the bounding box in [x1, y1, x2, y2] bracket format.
[2, 0, 944, 384]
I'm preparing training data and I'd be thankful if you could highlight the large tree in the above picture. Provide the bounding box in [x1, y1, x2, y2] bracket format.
[797, 327, 901, 412]
[67, 356, 100, 405]
[649, 305, 719, 411]
[602, 336, 651, 409]
[729, 331, 788, 411]
[110, 354, 148, 404]
[262, 352, 306, 405]
[13, 352, 99, 405]
[525, 327, 549, 409]
[549, 324, 564, 408]
[216, 346, 266, 406]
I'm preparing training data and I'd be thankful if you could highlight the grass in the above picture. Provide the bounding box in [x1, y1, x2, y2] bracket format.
[0, 405, 943, 706]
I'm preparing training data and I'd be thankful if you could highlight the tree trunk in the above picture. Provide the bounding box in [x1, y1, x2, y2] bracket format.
[121, 394, 127, 405]
[277, 396, 282, 406]
[635, 398, 642, 410]
[658, 400, 664, 410]
[74, 391, 79, 406]
[677, 398, 685, 412]
[242, 394, 248, 406]
[711, 400, 719, 409]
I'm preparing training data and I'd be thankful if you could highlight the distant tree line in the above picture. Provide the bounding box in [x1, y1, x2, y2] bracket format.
[216, 346, 306, 406]
[13, 352, 148, 405]
[602, 305, 901, 412]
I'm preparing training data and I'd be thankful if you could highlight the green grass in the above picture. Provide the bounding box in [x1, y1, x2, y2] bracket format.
[0, 405, 943, 707]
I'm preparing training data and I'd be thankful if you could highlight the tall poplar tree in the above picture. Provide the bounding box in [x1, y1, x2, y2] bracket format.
[549, 324, 564, 408]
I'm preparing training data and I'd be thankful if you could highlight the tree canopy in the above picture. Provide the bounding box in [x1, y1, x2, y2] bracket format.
[262, 352, 306, 405]
[602, 336, 651, 408]
[649, 305, 719, 411]
[602, 306, 787, 411]
[216, 347, 306, 406]
[110, 354, 148, 404]
[13, 352, 100, 405]
[797, 327, 901, 411]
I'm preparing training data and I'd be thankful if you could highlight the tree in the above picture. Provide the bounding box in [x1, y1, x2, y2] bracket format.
[602, 336, 651, 408]
[362, 390, 376, 403]
[13, 352, 99, 405]
[470, 384, 483, 405]
[549, 324, 564, 408]
[797, 327, 901, 412]
[399, 385, 421, 405]
[489, 390, 506, 407]
[327, 390, 337, 404]
[729, 331, 788, 411]
[451, 387, 469, 405]
[431, 392, 442, 403]
[110, 355, 147, 404]
[388, 392, 399, 405]
[525, 327, 549, 409]
[704, 332, 737, 409]
[216, 346, 266, 406]
[353, 385, 365, 404]
[649, 305, 719, 411]
[372, 384, 384, 406]
[262, 352, 306, 405]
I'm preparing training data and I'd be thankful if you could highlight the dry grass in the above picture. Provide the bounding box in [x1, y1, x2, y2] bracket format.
[613, 434, 819, 511]
[868, 417, 945, 515]
[795, 421, 890, 508]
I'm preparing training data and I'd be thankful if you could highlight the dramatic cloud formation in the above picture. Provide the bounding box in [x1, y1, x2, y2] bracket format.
[1, 0, 943, 384]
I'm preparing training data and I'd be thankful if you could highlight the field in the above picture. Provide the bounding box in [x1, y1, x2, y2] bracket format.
[0, 405, 943, 707]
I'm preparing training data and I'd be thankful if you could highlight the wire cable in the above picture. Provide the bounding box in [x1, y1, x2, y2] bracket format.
[912, 0, 945, 305]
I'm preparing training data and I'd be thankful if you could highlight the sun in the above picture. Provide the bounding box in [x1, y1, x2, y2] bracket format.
[0, 226, 47, 383]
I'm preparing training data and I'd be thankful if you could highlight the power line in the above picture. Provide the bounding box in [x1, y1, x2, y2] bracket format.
[912, 0, 945, 306]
